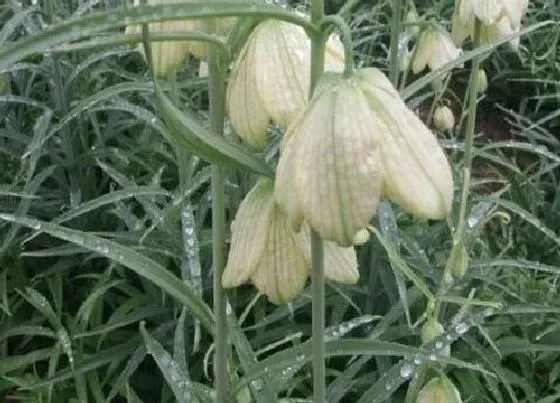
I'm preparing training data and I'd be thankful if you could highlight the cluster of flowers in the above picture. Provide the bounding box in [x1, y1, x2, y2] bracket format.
[126, 1, 530, 400]
[409, 0, 529, 132]
[126, 0, 528, 307]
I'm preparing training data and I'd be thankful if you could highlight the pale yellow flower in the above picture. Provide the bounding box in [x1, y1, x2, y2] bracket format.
[223, 179, 358, 304]
[125, 0, 234, 77]
[456, 0, 528, 26]
[412, 27, 462, 74]
[357, 68, 454, 221]
[275, 73, 382, 246]
[275, 69, 453, 246]
[226, 16, 345, 149]
[452, 0, 529, 50]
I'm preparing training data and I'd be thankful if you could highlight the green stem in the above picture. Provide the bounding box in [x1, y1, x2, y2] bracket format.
[388, 0, 403, 86]
[434, 19, 482, 318]
[209, 44, 229, 402]
[319, 15, 354, 78]
[310, 1, 326, 402]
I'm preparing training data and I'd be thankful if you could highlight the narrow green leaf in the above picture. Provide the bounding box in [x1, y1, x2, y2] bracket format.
[0, 3, 316, 69]
[140, 322, 200, 403]
[155, 84, 274, 178]
[0, 213, 214, 333]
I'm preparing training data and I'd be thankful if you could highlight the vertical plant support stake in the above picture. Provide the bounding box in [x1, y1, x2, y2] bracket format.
[310, 0, 326, 401]
[208, 42, 229, 401]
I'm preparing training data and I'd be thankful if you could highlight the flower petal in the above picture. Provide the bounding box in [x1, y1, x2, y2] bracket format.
[294, 76, 382, 246]
[251, 207, 309, 304]
[226, 31, 270, 149]
[358, 68, 454, 220]
[298, 223, 359, 284]
[222, 179, 274, 288]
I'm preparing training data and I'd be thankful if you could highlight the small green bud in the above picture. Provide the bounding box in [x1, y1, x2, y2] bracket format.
[353, 228, 371, 246]
[422, 317, 450, 356]
[449, 243, 469, 279]
[405, 10, 420, 37]
[416, 376, 463, 403]
[476, 69, 488, 94]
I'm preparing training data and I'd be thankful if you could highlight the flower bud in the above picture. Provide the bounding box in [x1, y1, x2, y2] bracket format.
[412, 27, 462, 74]
[352, 229, 371, 246]
[449, 243, 469, 279]
[433, 105, 455, 132]
[405, 9, 420, 37]
[416, 376, 462, 403]
[422, 317, 450, 356]
[477, 69, 488, 93]
[227, 15, 345, 149]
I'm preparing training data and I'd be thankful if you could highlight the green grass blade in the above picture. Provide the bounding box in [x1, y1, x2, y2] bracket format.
[0, 213, 214, 333]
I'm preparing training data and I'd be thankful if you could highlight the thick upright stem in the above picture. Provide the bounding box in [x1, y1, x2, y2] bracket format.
[208, 49, 229, 400]
[388, 0, 403, 86]
[310, 1, 326, 401]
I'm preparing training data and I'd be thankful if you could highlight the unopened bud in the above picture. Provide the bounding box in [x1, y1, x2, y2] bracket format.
[449, 243, 469, 279]
[433, 105, 455, 132]
[416, 376, 463, 403]
[353, 229, 371, 246]
[422, 317, 450, 356]
[477, 69, 488, 94]
[405, 10, 420, 37]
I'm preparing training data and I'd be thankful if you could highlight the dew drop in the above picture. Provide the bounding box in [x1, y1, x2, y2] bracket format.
[400, 362, 415, 378]
[455, 322, 469, 335]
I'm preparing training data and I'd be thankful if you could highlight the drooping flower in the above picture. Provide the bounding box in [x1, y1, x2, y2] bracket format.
[416, 376, 463, 403]
[455, 0, 528, 26]
[226, 16, 345, 149]
[451, 0, 529, 50]
[412, 26, 462, 74]
[433, 105, 455, 132]
[275, 73, 383, 246]
[222, 178, 358, 304]
[275, 69, 453, 246]
[356, 68, 454, 222]
[125, 0, 234, 77]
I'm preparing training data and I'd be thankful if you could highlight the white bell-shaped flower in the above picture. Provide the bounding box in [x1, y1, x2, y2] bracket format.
[275, 73, 382, 246]
[357, 68, 454, 222]
[452, 0, 529, 50]
[226, 16, 345, 149]
[223, 179, 358, 304]
[412, 27, 463, 74]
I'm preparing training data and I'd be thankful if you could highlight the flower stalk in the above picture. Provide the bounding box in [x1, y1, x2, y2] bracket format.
[310, 0, 326, 401]
[434, 19, 482, 318]
[208, 42, 230, 402]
